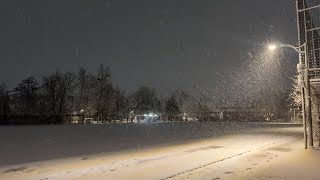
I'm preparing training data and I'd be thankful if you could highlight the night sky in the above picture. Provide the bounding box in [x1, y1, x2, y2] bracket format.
[0, 0, 298, 95]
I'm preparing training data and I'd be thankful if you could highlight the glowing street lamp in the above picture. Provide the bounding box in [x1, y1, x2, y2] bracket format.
[267, 41, 313, 148]
[268, 42, 306, 64]
[268, 44, 277, 51]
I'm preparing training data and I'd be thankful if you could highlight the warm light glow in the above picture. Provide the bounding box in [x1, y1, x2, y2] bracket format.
[268, 44, 277, 51]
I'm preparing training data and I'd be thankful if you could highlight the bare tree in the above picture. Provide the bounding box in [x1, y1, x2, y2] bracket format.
[132, 86, 161, 114]
[56, 72, 76, 114]
[165, 95, 180, 120]
[174, 90, 193, 114]
[94, 64, 114, 122]
[112, 88, 129, 123]
[84, 74, 99, 118]
[0, 83, 9, 116]
[0, 83, 6, 95]
[13, 77, 40, 114]
[76, 67, 89, 110]
[42, 72, 76, 115]
[42, 72, 60, 114]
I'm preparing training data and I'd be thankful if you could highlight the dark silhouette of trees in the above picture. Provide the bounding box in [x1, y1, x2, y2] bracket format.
[0, 62, 293, 125]
[0, 83, 9, 116]
[132, 86, 161, 114]
[94, 64, 114, 122]
[195, 98, 211, 120]
[174, 90, 195, 115]
[42, 72, 59, 114]
[42, 72, 76, 115]
[57, 73, 76, 114]
[76, 67, 90, 111]
[13, 77, 40, 114]
[112, 88, 130, 122]
[165, 96, 180, 116]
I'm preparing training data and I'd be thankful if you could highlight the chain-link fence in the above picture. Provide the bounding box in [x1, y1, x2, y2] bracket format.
[297, 0, 320, 146]
[297, 0, 320, 78]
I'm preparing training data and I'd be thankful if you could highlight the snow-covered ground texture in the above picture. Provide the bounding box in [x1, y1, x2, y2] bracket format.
[0, 123, 308, 180]
[0, 122, 299, 166]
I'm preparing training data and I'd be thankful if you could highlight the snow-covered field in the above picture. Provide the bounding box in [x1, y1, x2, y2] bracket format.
[0, 122, 306, 180]
[0, 122, 299, 166]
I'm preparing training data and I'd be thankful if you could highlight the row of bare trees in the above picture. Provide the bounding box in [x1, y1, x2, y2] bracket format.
[0, 65, 187, 123]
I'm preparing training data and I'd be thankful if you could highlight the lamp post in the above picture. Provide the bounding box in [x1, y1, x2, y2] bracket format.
[268, 42, 313, 149]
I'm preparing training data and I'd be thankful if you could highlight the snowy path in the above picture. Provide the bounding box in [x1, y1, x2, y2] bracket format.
[0, 126, 303, 180]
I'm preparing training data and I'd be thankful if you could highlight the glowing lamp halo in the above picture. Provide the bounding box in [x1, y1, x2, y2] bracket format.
[268, 44, 277, 51]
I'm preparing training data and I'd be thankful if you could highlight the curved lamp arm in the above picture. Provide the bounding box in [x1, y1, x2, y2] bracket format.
[279, 43, 306, 54]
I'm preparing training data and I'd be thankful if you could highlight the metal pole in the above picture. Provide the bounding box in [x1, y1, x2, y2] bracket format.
[305, 68, 314, 147]
[298, 61, 307, 148]
[301, 86, 307, 149]
[303, 43, 314, 147]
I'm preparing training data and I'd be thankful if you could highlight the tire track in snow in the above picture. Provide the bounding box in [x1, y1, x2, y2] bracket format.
[163, 135, 302, 180]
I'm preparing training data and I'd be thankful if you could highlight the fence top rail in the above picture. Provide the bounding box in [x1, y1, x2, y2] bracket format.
[298, 4, 320, 12]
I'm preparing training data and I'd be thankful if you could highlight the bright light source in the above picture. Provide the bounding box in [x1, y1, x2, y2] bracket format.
[80, 109, 84, 113]
[268, 44, 277, 51]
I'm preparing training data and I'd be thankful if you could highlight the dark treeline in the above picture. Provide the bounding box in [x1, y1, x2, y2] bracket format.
[0, 64, 291, 125]
[0, 65, 184, 124]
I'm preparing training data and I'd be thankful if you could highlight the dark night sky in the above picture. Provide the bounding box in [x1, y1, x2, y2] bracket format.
[0, 0, 298, 95]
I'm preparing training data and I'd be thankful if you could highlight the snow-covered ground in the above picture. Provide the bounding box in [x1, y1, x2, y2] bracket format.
[0, 122, 299, 166]
[0, 123, 312, 180]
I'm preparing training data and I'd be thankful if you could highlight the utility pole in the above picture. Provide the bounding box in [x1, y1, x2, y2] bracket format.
[305, 67, 314, 147]
[299, 43, 313, 148]
[298, 62, 307, 149]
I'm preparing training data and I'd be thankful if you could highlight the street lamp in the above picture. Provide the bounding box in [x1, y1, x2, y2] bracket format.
[268, 42, 313, 149]
[268, 43, 306, 62]
[268, 44, 277, 51]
